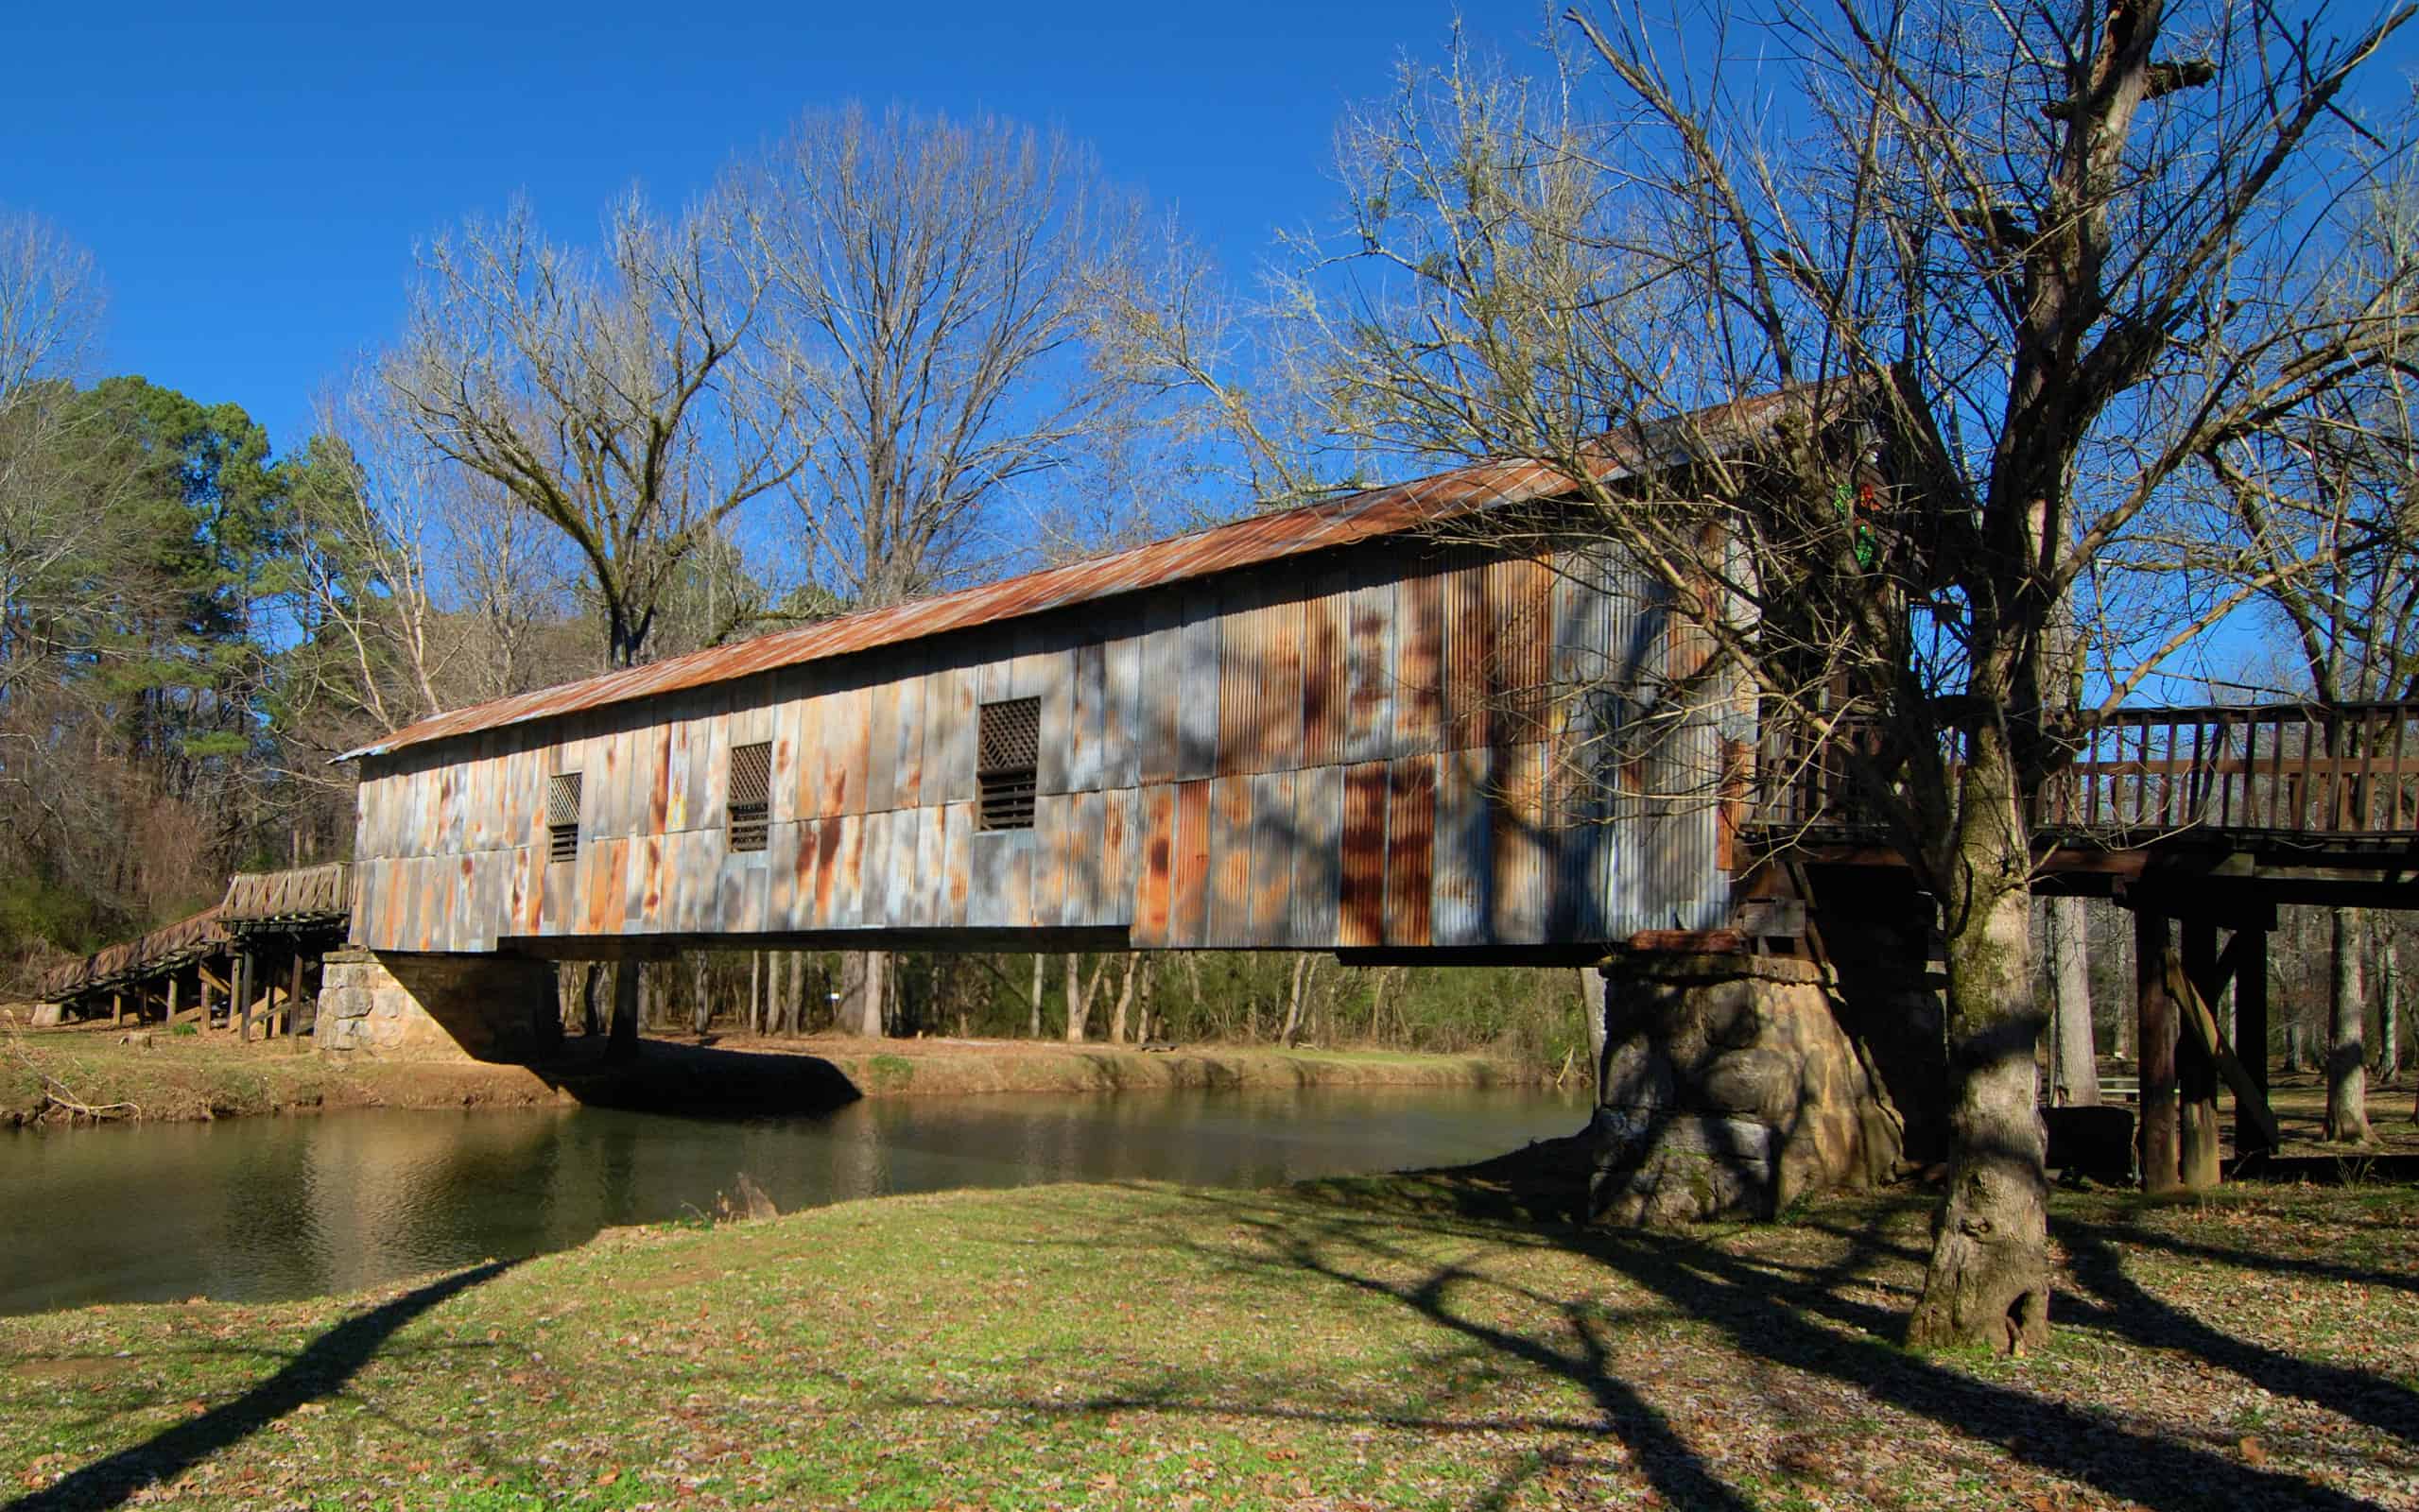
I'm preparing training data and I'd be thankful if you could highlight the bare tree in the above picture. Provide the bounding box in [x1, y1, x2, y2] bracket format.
[734, 106, 1168, 1035]
[1291, 3, 2418, 1350]
[388, 193, 801, 671]
[2205, 180, 2419, 1143]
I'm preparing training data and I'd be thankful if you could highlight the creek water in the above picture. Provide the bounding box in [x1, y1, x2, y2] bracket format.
[0, 1084, 1584, 1314]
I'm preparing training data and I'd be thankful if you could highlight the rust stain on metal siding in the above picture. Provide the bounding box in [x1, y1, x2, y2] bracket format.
[1384, 755, 1436, 947]
[1491, 742, 1550, 942]
[1299, 568, 1348, 768]
[1395, 564, 1444, 757]
[1207, 774, 1254, 944]
[1249, 771, 1294, 944]
[1492, 551, 1554, 744]
[1097, 787, 1133, 925]
[641, 834, 665, 925]
[1345, 573, 1395, 764]
[1132, 784, 1175, 946]
[1169, 779, 1212, 947]
[1443, 550, 1492, 751]
[1339, 760, 1389, 949]
[812, 817, 841, 927]
[1217, 585, 1267, 778]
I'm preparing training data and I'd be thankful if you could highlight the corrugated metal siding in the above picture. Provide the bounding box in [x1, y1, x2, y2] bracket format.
[348, 528, 1737, 954]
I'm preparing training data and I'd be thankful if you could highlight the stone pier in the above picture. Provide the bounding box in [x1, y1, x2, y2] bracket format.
[1590, 952, 1930, 1226]
[317, 951, 562, 1063]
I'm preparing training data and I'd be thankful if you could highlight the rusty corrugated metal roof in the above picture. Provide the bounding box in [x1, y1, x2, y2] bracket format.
[338, 387, 1824, 763]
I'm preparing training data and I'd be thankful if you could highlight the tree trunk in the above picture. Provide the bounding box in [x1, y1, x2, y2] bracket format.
[581, 962, 606, 1038]
[2378, 931, 2400, 1086]
[1908, 735, 2049, 1354]
[840, 950, 886, 1037]
[607, 962, 640, 1063]
[1279, 954, 1311, 1046]
[1108, 954, 1140, 1043]
[691, 953, 712, 1037]
[749, 951, 763, 1037]
[1581, 967, 1609, 1100]
[1063, 954, 1093, 1043]
[1028, 954, 1046, 1039]
[2326, 906, 2373, 1143]
[2048, 895, 2100, 1106]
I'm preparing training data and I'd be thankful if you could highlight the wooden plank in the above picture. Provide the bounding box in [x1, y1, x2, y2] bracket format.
[2168, 946, 2281, 1154]
[2137, 911, 2180, 1194]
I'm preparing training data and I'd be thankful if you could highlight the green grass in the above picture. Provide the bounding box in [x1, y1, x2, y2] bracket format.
[5, 1173, 2415, 1509]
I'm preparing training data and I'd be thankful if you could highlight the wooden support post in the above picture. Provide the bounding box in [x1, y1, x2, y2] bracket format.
[166, 972, 181, 1027]
[2179, 919, 2222, 1189]
[112, 990, 123, 1026]
[235, 950, 253, 1044]
[2236, 929, 2272, 1155]
[287, 952, 304, 1038]
[2136, 910, 2180, 1193]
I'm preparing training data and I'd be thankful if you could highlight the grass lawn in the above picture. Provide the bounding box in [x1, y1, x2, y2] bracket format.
[3, 1171, 2414, 1510]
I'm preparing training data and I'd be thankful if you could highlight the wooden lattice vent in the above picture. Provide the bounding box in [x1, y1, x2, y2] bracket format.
[729, 741, 771, 852]
[548, 772, 582, 863]
[977, 697, 1040, 831]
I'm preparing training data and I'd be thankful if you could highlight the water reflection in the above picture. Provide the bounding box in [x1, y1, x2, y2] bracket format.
[1, 1086, 1583, 1314]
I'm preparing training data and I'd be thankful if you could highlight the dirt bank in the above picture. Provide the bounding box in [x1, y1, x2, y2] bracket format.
[4, 1017, 1542, 1128]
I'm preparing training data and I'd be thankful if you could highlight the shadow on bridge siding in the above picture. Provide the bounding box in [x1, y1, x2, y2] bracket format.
[523, 1035, 864, 1117]
[1091, 1161, 2412, 1512]
[5, 1261, 519, 1512]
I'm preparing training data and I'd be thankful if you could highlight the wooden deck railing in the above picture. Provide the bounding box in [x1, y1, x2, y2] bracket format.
[1753, 701, 2419, 844]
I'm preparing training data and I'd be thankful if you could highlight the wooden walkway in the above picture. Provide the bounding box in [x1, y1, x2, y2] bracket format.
[38, 863, 353, 1039]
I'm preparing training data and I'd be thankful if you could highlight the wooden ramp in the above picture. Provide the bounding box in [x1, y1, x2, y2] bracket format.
[38, 864, 353, 1040]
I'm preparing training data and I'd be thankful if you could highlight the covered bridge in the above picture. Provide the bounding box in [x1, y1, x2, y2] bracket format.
[337, 455, 1752, 968]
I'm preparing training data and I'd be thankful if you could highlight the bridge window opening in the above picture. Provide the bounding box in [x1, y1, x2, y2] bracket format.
[977, 696, 1040, 831]
[547, 772, 582, 863]
[729, 741, 771, 852]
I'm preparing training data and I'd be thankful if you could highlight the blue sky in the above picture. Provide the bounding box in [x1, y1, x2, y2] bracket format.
[4, 1, 1555, 454]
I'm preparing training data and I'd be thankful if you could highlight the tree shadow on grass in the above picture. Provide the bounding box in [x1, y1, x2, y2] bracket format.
[1137, 1181, 2407, 1512]
[2057, 1217, 2419, 1447]
[7, 1260, 517, 1512]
